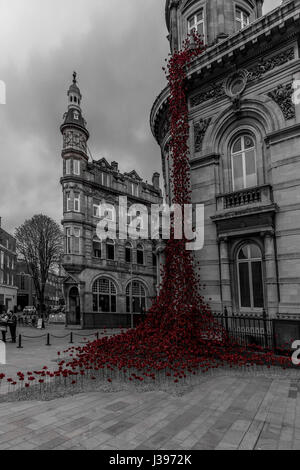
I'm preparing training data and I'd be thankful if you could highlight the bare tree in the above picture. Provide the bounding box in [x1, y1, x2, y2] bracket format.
[15, 214, 63, 314]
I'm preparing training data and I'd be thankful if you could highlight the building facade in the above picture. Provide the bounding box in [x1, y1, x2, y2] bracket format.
[15, 260, 64, 311]
[151, 0, 300, 322]
[0, 219, 17, 313]
[60, 74, 162, 328]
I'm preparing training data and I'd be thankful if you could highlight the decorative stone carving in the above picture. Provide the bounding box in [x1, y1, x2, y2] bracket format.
[191, 85, 224, 108]
[194, 118, 211, 152]
[268, 83, 295, 120]
[190, 47, 295, 108]
[247, 47, 295, 82]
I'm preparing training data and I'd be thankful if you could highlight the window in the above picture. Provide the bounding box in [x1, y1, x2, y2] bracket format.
[66, 192, 71, 212]
[0, 251, 3, 269]
[106, 239, 115, 260]
[137, 244, 144, 265]
[125, 242, 132, 263]
[129, 182, 139, 197]
[187, 9, 205, 37]
[73, 159, 80, 175]
[66, 227, 80, 254]
[236, 7, 250, 31]
[92, 277, 117, 313]
[73, 228, 80, 254]
[93, 204, 100, 218]
[237, 243, 264, 310]
[231, 135, 257, 191]
[73, 110, 79, 120]
[74, 193, 80, 212]
[126, 281, 146, 313]
[93, 236, 102, 258]
[152, 253, 157, 267]
[66, 159, 71, 175]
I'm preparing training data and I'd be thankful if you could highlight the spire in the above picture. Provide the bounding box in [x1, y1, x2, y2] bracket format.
[60, 72, 89, 139]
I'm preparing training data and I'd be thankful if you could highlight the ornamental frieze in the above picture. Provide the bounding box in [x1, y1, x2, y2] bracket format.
[190, 47, 295, 108]
[194, 118, 211, 152]
[268, 82, 296, 120]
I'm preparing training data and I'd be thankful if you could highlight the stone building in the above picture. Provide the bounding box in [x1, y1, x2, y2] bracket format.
[60, 74, 162, 328]
[151, 0, 300, 323]
[15, 260, 64, 311]
[0, 218, 17, 313]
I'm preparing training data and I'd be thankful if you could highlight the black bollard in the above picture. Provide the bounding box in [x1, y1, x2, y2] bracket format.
[17, 334, 23, 349]
[69, 332, 73, 344]
[96, 332, 99, 340]
[46, 333, 51, 346]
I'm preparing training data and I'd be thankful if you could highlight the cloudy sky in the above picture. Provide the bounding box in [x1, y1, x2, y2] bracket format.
[0, 0, 281, 233]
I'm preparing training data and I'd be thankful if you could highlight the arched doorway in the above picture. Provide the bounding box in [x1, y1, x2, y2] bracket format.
[69, 286, 80, 325]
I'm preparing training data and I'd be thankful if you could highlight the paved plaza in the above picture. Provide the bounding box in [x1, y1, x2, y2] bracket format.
[1, 324, 300, 450]
[0, 373, 300, 450]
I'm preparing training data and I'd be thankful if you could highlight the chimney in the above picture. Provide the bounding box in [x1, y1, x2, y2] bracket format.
[152, 172, 160, 189]
[111, 161, 118, 172]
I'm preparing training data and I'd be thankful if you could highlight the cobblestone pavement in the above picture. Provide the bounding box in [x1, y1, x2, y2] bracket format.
[0, 324, 120, 384]
[0, 374, 300, 450]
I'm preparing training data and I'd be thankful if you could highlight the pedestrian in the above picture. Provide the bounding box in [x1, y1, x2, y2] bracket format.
[7, 311, 17, 343]
[0, 312, 8, 343]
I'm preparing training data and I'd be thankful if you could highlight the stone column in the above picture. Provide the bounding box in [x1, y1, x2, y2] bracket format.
[293, 71, 300, 124]
[263, 231, 279, 318]
[169, 0, 179, 52]
[219, 237, 231, 313]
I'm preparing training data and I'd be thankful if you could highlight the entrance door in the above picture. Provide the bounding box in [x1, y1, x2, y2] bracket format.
[69, 287, 80, 325]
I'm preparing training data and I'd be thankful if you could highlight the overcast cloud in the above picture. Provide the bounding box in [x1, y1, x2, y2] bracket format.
[0, 0, 281, 233]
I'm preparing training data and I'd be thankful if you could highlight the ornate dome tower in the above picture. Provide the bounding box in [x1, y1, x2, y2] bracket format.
[60, 72, 89, 166]
[166, 0, 264, 51]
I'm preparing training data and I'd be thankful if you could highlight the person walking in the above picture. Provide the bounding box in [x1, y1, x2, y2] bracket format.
[0, 312, 8, 343]
[7, 311, 17, 343]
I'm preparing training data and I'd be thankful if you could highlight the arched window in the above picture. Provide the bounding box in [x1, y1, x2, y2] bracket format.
[231, 134, 257, 191]
[93, 236, 101, 258]
[237, 243, 264, 310]
[92, 277, 117, 313]
[126, 281, 146, 313]
[125, 242, 132, 263]
[106, 239, 115, 260]
[137, 244, 144, 265]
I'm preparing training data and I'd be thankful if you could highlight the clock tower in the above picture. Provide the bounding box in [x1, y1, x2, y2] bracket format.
[60, 72, 89, 173]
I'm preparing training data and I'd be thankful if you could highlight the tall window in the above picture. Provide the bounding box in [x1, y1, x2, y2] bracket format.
[66, 228, 72, 254]
[93, 236, 102, 258]
[73, 228, 81, 254]
[66, 192, 71, 212]
[73, 159, 80, 175]
[131, 183, 139, 197]
[236, 7, 250, 31]
[137, 244, 144, 265]
[231, 135, 257, 191]
[237, 243, 264, 310]
[126, 281, 146, 313]
[187, 9, 205, 37]
[106, 239, 115, 260]
[93, 277, 117, 313]
[74, 193, 80, 212]
[66, 159, 71, 175]
[125, 242, 132, 263]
